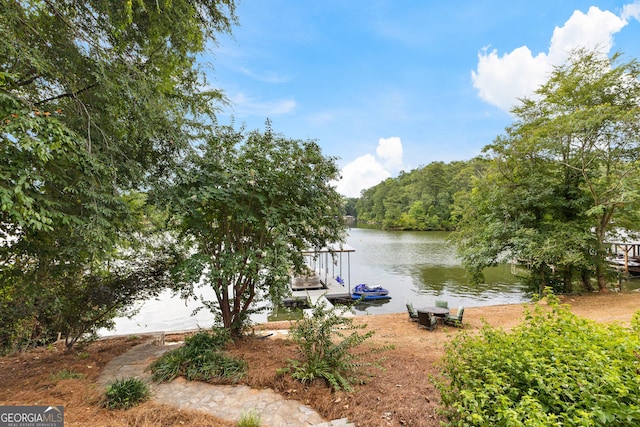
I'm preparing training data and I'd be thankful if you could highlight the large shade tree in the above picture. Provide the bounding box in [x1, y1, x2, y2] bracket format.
[452, 49, 640, 293]
[0, 0, 237, 350]
[159, 123, 346, 336]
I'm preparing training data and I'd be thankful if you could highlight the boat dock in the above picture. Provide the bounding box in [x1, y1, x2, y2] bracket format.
[283, 243, 356, 314]
[608, 232, 640, 276]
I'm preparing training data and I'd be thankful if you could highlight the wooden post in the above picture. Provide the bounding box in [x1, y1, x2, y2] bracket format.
[624, 245, 630, 274]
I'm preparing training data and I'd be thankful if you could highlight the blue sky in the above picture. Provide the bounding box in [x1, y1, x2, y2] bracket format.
[205, 1, 640, 197]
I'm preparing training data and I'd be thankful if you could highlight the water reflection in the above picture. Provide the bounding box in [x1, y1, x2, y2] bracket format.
[346, 228, 531, 315]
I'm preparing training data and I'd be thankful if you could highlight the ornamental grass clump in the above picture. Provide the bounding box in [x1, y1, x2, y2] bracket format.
[436, 292, 640, 426]
[283, 300, 390, 392]
[237, 409, 262, 427]
[150, 328, 247, 383]
[104, 377, 150, 409]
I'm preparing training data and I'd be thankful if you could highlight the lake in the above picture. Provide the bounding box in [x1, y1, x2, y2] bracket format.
[102, 228, 533, 336]
[345, 228, 530, 315]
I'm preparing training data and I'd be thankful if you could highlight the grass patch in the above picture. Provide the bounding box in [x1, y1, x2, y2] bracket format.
[50, 369, 85, 380]
[76, 351, 90, 359]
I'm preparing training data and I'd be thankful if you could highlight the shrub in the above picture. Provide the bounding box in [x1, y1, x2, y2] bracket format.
[104, 377, 150, 409]
[436, 293, 640, 426]
[284, 299, 390, 392]
[150, 329, 246, 383]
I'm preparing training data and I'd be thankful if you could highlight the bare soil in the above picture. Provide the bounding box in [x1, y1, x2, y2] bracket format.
[1, 291, 639, 427]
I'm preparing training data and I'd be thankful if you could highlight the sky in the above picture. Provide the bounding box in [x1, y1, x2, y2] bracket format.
[205, 1, 640, 197]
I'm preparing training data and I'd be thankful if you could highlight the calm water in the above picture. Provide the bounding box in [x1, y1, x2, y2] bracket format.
[345, 228, 530, 316]
[103, 228, 533, 336]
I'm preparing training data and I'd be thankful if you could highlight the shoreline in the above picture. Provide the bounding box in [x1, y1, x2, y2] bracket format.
[100, 290, 640, 339]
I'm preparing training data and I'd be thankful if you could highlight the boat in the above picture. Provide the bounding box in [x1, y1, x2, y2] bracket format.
[351, 283, 391, 300]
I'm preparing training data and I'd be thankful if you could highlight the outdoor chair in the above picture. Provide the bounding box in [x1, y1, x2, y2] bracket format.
[435, 300, 449, 309]
[444, 307, 465, 327]
[417, 311, 438, 331]
[406, 302, 419, 322]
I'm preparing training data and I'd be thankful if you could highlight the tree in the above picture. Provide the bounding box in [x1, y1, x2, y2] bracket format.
[354, 161, 471, 230]
[452, 49, 640, 292]
[0, 0, 238, 350]
[343, 197, 358, 217]
[159, 123, 346, 336]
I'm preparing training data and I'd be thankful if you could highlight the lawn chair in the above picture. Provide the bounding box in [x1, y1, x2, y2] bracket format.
[406, 302, 418, 322]
[444, 307, 465, 327]
[418, 311, 438, 331]
[435, 300, 449, 309]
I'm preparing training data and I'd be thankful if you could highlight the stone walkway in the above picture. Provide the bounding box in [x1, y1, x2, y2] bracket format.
[97, 340, 352, 427]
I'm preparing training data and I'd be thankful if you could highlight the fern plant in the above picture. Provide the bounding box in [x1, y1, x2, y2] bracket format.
[284, 299, 390, 392]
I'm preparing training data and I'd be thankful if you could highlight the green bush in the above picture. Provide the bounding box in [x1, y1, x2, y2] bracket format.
[150, 329, 246, 383]
[284, 300, 390, 392]
[436, 293, 640, 426]
[104, 377, 150, 409]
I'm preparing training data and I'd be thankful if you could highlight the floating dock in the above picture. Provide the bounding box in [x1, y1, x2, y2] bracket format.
[285, 277, 352, 307]
[284, 243, 356, 315]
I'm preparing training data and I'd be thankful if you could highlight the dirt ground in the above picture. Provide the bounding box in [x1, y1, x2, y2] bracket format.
[1, 291, 639, 427]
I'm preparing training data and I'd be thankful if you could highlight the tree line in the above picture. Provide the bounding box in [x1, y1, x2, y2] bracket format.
[351, 159, 482, 231]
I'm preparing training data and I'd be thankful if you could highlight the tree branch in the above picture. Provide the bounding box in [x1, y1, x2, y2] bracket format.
[34, 83, 98, 106]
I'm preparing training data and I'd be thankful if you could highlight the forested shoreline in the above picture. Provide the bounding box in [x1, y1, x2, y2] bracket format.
[347, 159, 483, 231]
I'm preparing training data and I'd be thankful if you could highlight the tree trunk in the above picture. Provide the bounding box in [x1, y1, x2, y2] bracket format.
[580, 270, 595, 292]
[563, 265, 573, 294]
[595, 263, 608, 292]
[533, 267, 546, 296]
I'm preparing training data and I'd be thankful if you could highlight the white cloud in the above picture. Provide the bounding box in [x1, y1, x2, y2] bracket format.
[622, 2, 640, 22]
[238, 66, 291, 83]
[548, 7, 625, 63]
[335, 137, 404, 197]
[472, 6, 629, 112]
[335, 154, 390, 198]
[376, 136, 404, 171]
[472, 46, 550, 111]
[228, 93, 296, 116]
